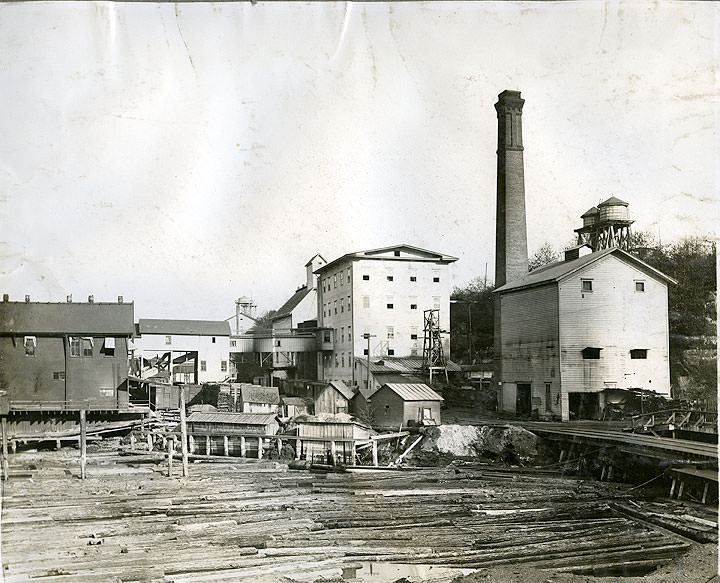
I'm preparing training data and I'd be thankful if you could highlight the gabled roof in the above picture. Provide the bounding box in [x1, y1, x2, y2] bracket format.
[315, 244, 458, 274]
[281, 396, 310, 407]
[0, 302, 135, 336]
[239, 385, 280, 405]
[304, 254, 326, 267]
[186, 412, 277, 425]
[327, 380, 354, 400]
[494, 247, 677, 294]
[581, 206, 598, 218]
[273, 286, 313, 319]
[376, 383, 444, 402]
[138, 319, 231, 336]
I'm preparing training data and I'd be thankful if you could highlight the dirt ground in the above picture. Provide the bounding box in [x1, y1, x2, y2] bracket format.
[452, 542, 718, 583]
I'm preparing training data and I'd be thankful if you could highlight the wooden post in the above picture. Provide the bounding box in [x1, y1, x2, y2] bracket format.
[1, 417, 9, 481]
[240, 436, 246, 457]
[179, 386, 189, 477]
[351, 441, 357, 466]
[372, 440, 378, 467]
[600, 465, 607, 481]
[559, 449, 566, 464]
[277, 438, 282, 457]
[257, 437, 263, 459]
[677, 480, 685, 499]
[205, 435, 211, 455]
[147, 432, 153, 452]
[167, 437, 174, 477]
[702, 482, 709, 504]
[669, 477, 677, 498]
[189, 435, 195, 454]
[223, 435, 229, 457]
[607, 464, 614, 481]
[55, 439, 61, 451]
[295, 438, 301, 460]
[10, 440, 16, 455]
[80, 409, 87, 480]
[130, 432, 136, 450]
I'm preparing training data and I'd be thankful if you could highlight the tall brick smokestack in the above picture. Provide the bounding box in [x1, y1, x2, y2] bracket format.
[494, 90, 528, 287]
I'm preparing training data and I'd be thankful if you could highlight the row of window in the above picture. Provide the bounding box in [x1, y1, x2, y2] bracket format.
[581, 279, 645, 293]
[165, 335, 218, 345]
[582, 347, 648, 359]
[22, 336, 117, 358]
[361, 274, 440, 283]
[323, 296, 352, 317]
[322, 267, 352, 292]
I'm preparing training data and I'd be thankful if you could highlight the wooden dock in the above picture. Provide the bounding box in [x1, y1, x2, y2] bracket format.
[0, 447, 706, 582]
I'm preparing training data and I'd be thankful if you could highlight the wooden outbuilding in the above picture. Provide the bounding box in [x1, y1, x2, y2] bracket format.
[314, 380, 353, 415]
[369, 383, 443, 429]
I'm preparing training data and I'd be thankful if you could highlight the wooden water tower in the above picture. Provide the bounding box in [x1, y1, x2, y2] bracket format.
[574, 196, 634, 251]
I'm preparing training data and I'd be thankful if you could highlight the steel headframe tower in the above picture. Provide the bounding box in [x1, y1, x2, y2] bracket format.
[422, 309, 448, 384]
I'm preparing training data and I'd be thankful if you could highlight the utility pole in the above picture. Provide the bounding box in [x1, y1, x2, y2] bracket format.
[363, 333, 376, 393]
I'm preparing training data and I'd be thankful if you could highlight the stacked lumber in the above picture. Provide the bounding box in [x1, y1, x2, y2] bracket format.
[0, 448, 698, 582]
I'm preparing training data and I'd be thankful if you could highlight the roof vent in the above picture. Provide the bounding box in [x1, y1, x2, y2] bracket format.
[118, 295, 124, 304]
[88, 295, 94, 303]
[24, 295, 30, 303]
[66, 294, 72, 303]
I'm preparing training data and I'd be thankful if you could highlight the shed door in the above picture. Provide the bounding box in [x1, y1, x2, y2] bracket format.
[516, 384, 532, 416]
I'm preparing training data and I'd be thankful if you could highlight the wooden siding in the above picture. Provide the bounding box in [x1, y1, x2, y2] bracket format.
[558, 255, 670, 396]
[314, 385, 349, 415]
[0, 336, 129, 409]
[498, 285, 561, 416]
[370, 386, 442, 428]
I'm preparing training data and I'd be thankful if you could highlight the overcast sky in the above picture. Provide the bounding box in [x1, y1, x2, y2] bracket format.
[1, 1, 717, 321]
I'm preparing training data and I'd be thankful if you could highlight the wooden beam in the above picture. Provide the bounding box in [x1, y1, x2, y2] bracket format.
[179, 386, 189, 477]
[79, 409, 87, 480]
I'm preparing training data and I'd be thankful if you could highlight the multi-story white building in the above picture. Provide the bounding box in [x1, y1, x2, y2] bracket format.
[135, 319, 231, 384]
[315, 245, 458, 384]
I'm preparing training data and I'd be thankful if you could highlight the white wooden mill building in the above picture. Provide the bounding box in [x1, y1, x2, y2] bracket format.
[491, 90, 675, 421]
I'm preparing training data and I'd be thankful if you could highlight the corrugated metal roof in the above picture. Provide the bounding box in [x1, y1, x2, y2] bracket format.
[315, 244, 458, 274]
[494, 248, 677, 294]
[138, 319, 230, 336]
[328, 380, 355, 400]
[379, 383, 444, 402]
[365, 356, 462, 374]
[273, 286, 313, 319]
[240, 385, 280, 405]
[186, 412, 277, 425]
[0, 302, 135, 335]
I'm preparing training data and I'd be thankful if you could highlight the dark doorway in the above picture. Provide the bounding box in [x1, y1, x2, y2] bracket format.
[569, 392, 600, 419]
[516, 383, 532, 416]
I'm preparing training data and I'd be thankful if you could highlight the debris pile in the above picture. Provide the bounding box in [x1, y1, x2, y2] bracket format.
[407, 424, 539, 466]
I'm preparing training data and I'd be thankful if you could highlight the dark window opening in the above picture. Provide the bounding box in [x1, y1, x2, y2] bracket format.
[24, 336, 36, 357]
[200, 360, 207, 372]
[362, 275, 369, 281]
[581, 279, 593, 293]
[410, 334, 418, 340]
[582, 347, 601, 359]
[394, 250, 400, 256]
[212, 337, 216, 344]
[630, 349, 648, 359]
[101, 337, 115, 357]
[363, 349, 368, 355]
[53, 371, 66, 381]
[635, 281, 645, 292]
[387, 303, 393, 309]
[410, 303, 417, 310]
[545, 383, 552, 412]
[433, 277, 440, 283]
[410, 276, 416, 282]
[387, 349, 395, 356]
[275, 340, 281, 347]
[387, 275, 394, 281]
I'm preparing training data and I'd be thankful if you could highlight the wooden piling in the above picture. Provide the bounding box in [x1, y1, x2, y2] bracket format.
[206, 435, 211, 455]
[179, 386, 189, 477]
[372, 440, 379, 467]
[295, 438, 301, 460]
[147, 432, 153, 452]
[79, 409, 87, 480]
[240, 436, 246, 457]
[167, 437, 174, 477]
[223, 435, 229, 457]
[351, 441, 357, 466]
[1, 417, 8, 481]
[257, 437, 263, 459]
[130, 432, 136, 450]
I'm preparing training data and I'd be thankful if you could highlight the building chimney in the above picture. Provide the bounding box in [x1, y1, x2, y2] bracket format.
[494, 90, 528, 288]
[118, 295, 124, 304]
[88, 295, 94, 303]
[24, 295, 30, 303]
[2, 294, 8, 303]
[67, 294, 72, 303]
